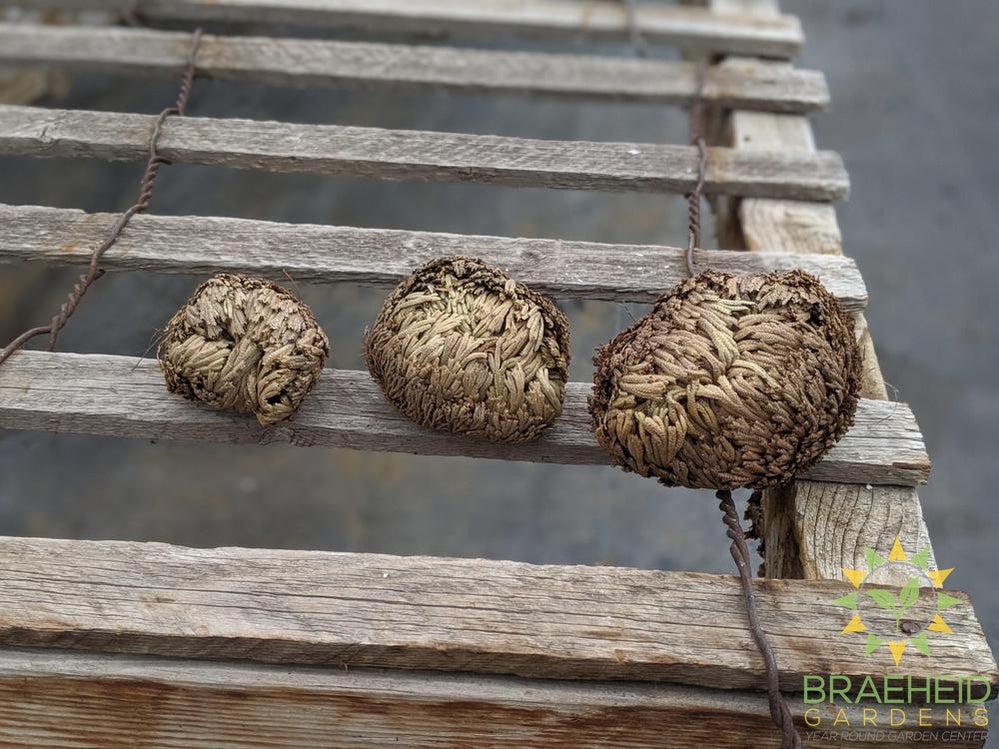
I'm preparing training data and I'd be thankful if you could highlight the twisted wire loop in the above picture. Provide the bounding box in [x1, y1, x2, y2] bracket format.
[719, 489, 802, 749]
[0, 28, 204, 368]
[365, 257, 570, 444]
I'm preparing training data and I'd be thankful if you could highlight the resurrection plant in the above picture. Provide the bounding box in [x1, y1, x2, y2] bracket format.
[158, 273, 330, 426]
[365, 256, 570, 443]
[590, 269, 862, 490]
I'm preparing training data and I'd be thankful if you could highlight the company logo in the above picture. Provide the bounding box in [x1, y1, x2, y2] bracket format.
[835, 536, 958, 665]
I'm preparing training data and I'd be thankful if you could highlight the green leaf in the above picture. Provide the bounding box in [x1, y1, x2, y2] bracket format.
[834, 591, 859, 610]
[911, 548, 931, 571]
[911, 632, 931, 656]
[937, 592, 962, 611]
[898, 577, 920, 612]
[864, 547, 886, 571]
[866, 589, 897, 611]
[865, 633, 885, 655]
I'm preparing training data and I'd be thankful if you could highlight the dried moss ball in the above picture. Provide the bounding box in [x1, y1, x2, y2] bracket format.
[158, 273, 330, 426]
[590, 270, 861, 490]
[365, 256, 570, 443]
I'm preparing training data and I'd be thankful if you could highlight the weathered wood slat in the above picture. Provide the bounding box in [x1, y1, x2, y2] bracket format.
[0, 537, 993, 693]
[0, 203, 868, 308]
[0, 351, 930, 486]
[0, 649, 987, 749]
[0, 105, 851, 200]
[0, 0, 804, 57]
[0, 24, 828, 111]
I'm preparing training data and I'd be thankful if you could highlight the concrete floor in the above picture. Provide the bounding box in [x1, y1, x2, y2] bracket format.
[0, 0, 997, 737]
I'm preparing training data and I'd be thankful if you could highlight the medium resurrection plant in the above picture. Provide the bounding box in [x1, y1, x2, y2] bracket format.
[365, 256, 570, 443]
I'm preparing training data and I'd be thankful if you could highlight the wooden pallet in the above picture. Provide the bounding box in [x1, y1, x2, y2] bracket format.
[0, 1, 994, 747]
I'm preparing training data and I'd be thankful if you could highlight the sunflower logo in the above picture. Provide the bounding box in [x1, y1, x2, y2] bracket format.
[835, 537, 959, 665]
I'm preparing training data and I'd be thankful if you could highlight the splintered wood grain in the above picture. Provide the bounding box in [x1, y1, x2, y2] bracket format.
[765, 482, 936, 585]
[2, 0, 804, 57]
[0, 649, 985, 749]
[0, 537, 993, 693]
[0, 24, 829, 111]
[0, 351, 929, 486]
[0, 203, 868, 308]
[0, 104, 850, 200]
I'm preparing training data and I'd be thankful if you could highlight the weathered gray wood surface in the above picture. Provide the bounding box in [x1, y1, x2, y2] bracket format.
[0, 537, 992, 693]
[729, 109, 844, 255]
[0, 351, 930, 486]
[765, 482, 936, 584]
[0, 104, 851, 200]
[0, 649, 986, 749]
[0, 24, 828, 111]
[0, 203, 868, 308]
[0, 0, 804, 57]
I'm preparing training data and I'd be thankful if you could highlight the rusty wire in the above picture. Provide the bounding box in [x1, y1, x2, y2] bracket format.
[615, 5, 802, 743]
[0, 28, 204, 368]
[617, 0, 706, 275]
[689, 59, 800, 747]
[688, 55, 800, 748]
[719, 490, 802, 748]
[685, 61, 709, 277]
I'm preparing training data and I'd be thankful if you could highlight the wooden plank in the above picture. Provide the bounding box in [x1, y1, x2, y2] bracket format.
[0, 351, 930, 486]
[0, 537, 993, 693]
[764, 482, 936, 584]
[854, 312, 890, 400]
[708, 0, 939, 586]
[0, 0, 804, 57]
[0, 203, 869, 309]
[731, 110, 844, 256]
[0, 649, 987, 749]
[0, 24, 828, 112]
[0, 104, 850, 200]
